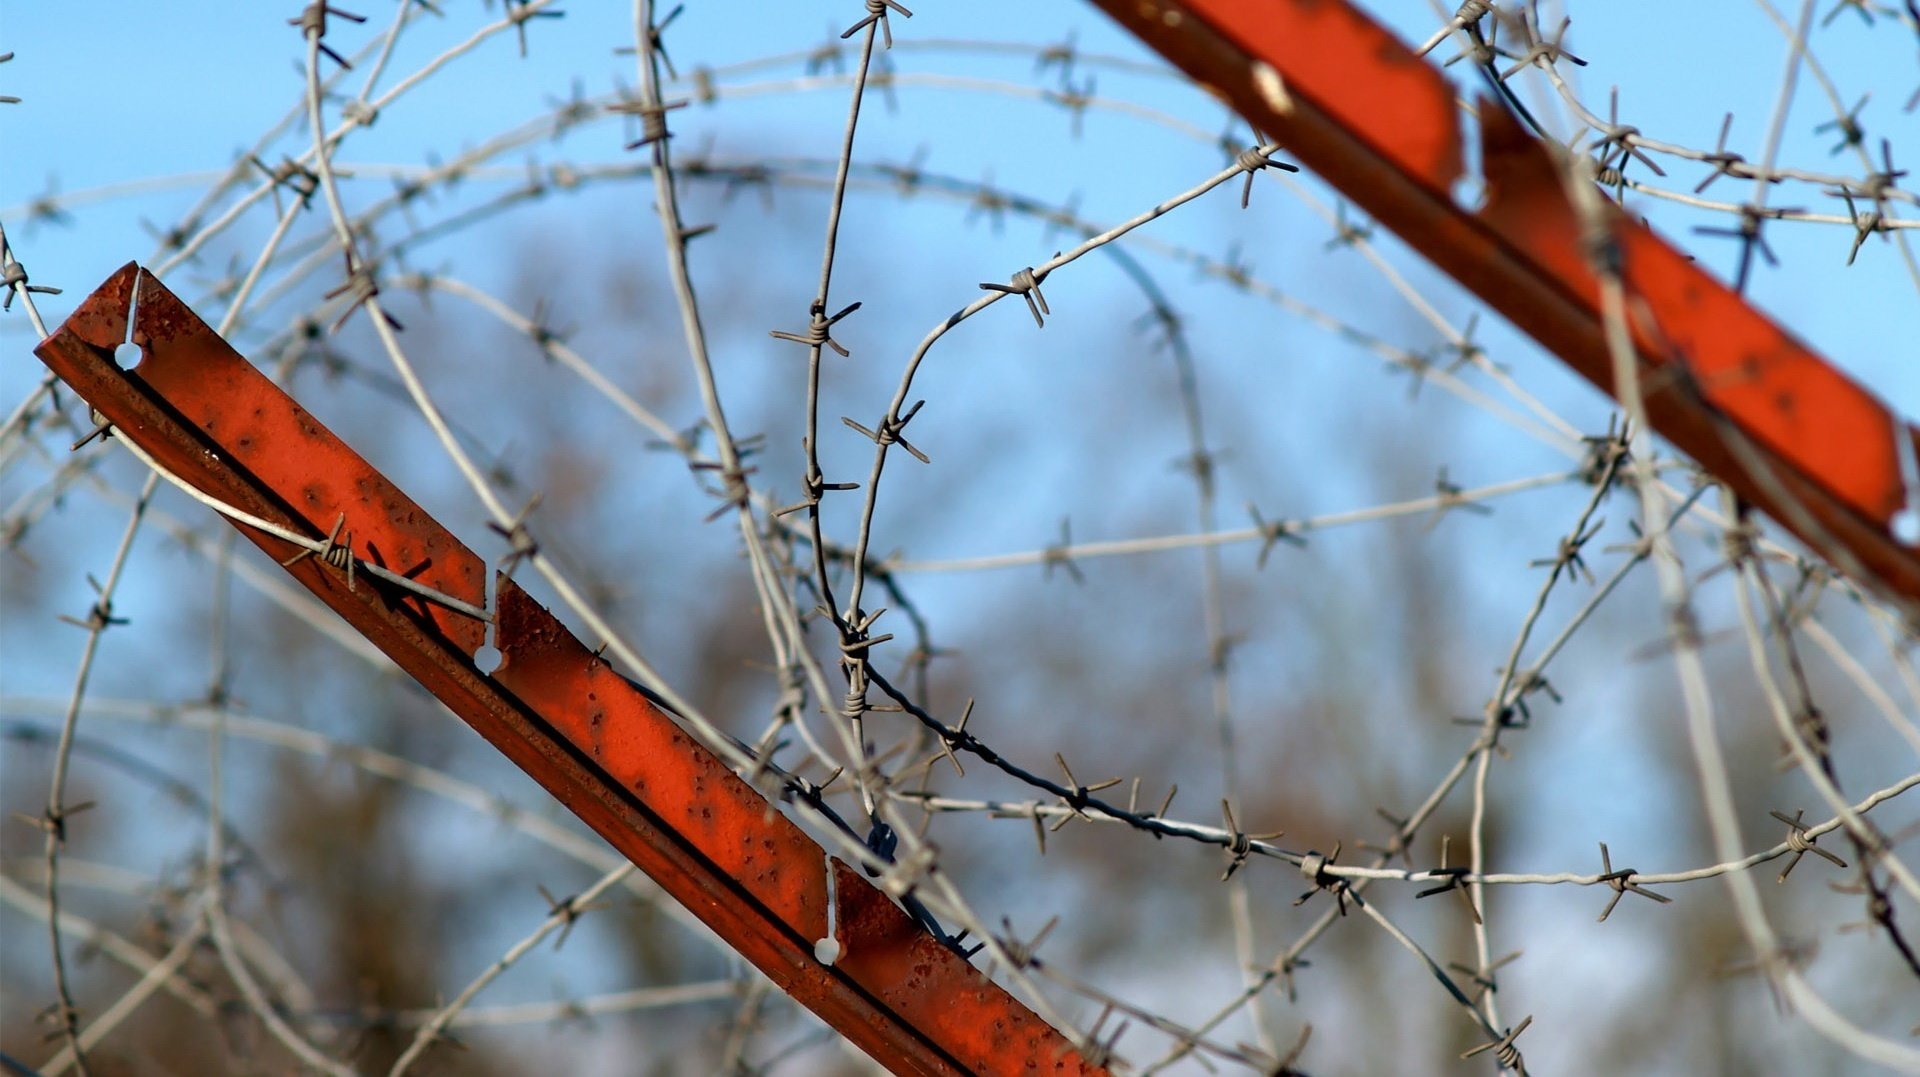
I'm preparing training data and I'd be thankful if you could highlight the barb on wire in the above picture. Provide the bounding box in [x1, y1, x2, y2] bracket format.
[842, 0, 911, 49]
[289, 3, 368, 71]
[980, 265, 1054, 327]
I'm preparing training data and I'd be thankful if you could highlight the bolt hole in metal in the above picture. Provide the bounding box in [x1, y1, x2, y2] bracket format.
[1451, 109, 1487, 211]
[475, 564, 503, 673]
[815, 854, 840, 966]
[1892, 510, 1920, 547]
[1895, 425, 1920, 546]
[115, 265, 144, 369]
[1450, 171, 1487, 212]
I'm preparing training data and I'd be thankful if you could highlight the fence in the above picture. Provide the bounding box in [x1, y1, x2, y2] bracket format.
[3, 1, 1920, 1074]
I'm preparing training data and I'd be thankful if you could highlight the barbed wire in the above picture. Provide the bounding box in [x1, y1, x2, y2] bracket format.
[4, 1, 1918, 1073]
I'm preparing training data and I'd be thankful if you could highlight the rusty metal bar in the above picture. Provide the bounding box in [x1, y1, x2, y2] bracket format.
[1092, 0, 1920, 604]
[33, 263, 1100, 1077]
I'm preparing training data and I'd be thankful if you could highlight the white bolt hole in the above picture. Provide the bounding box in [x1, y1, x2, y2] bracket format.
[1893, 508, 1920, 547]
[813, 937, 841, 965]
[113, 342, 142, 369]
[474, 644, 502, 674]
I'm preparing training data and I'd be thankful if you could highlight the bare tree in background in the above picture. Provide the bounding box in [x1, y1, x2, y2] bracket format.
[4, 1, 1920, 1073]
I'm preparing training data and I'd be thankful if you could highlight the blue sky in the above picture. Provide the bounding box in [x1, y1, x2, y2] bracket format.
[4, 2, 1918, 1072]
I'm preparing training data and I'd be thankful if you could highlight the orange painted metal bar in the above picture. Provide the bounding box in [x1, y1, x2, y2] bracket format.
[1092, 0, 1920, 603]
[33, 264, 1100, 1077]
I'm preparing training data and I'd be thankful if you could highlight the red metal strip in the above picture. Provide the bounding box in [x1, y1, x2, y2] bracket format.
[34, 264, 1099, 1077]
[1093, 0, 1920, 602]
